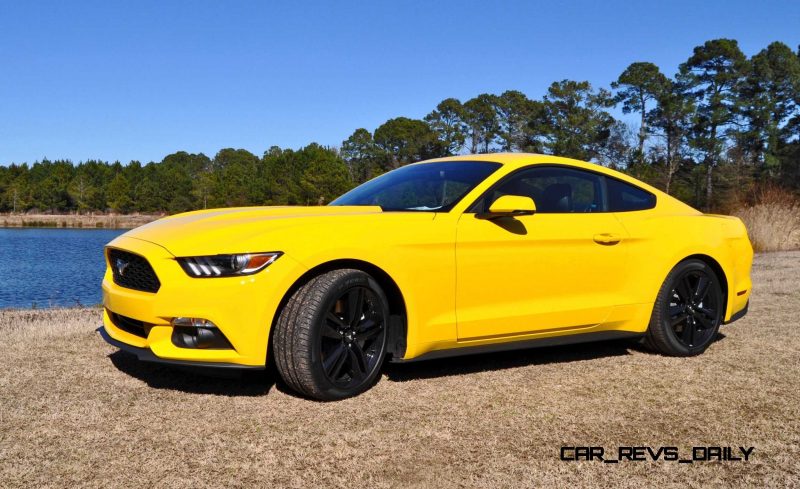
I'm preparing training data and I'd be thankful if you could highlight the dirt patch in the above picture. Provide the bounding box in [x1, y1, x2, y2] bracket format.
[1, 252, 798, 487]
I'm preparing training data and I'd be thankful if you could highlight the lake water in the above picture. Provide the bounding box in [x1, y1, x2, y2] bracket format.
[0, 228, 126, 308]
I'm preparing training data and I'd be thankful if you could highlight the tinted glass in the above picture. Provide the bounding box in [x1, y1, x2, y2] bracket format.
[330, 161, 501, 212]
[472, 166, 605, 213]
[606, 177, 656, 211]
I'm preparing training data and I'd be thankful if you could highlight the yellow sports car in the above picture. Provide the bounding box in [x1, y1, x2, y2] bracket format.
[100, 153, 752, 400]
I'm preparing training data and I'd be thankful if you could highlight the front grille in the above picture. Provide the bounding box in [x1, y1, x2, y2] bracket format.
[107, 248, 161, 293]
[108, 310, 150, 338]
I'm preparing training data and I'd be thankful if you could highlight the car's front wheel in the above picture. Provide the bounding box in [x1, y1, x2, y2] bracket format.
[645, 259, 724, 356]
[272, 269, 388, 401]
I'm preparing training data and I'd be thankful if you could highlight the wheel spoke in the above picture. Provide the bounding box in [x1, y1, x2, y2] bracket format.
[698, 306, 716, 320]
[323, 343, 348, 377]
[348, 347, 367, 377]
[694, 313, 713, 329]
[354, 342, 370, 371]
[671, 313, 688, 327]
[356, 317, 378, 333]
[326, 312, 347, 330]
[332, 349, 350, 379]
[346, 288, 365, 326]
[694, 276, 710, 301]
[357, 324, 382, 342]
[321, 318, 341, 339]
[682, 319, 695, 345]
[677, 276, 692, 302]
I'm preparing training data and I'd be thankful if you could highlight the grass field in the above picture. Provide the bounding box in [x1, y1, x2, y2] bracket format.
[1, 252, 798, 487]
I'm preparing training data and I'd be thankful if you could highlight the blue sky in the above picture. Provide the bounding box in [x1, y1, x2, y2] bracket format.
[1, 0, 798, 165]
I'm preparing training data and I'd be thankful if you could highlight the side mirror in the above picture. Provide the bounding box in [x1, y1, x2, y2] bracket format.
[476, 195, 537, 220]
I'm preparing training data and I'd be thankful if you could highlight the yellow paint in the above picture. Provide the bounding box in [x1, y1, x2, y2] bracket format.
[487, 194, 536, 214]
[102, 153, 753, 366]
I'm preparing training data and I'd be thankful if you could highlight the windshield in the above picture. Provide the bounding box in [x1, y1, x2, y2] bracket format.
[330, 161, 501, 212]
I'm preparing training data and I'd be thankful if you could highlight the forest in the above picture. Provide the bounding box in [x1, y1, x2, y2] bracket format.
[1, 38, 799, 215]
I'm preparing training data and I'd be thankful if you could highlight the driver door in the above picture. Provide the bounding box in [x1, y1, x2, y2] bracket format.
[455, 166, 629, 340]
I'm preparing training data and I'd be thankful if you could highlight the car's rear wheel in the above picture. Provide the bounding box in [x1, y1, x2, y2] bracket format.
[273, 269, 388, 401]
[645, 259, 723, 356]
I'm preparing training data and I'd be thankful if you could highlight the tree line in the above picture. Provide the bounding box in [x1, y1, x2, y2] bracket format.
[1, 38, 798, 214]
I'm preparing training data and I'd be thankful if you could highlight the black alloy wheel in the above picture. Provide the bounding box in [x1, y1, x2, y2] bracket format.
[645, 259, 724, 356]
[320, 286, 386, 387]
[667, 269, 720, 348]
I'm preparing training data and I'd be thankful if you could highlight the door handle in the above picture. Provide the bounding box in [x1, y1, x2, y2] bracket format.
[593, 233, 622, 245]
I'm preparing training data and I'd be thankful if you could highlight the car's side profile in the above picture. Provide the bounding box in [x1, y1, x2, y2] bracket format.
[99, 153, 753, 400]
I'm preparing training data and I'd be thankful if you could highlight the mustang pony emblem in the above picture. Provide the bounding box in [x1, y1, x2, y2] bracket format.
[115, 258, 130, 277]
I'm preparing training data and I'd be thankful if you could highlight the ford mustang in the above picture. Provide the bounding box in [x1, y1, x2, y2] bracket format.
[99, 153, 752, 400]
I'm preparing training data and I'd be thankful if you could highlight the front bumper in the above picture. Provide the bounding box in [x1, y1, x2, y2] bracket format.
[97, 326, 264, 369]
[102, 235, 305, 368]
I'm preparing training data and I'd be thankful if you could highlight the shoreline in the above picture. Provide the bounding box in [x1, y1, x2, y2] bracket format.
[0, 213, 161, 229]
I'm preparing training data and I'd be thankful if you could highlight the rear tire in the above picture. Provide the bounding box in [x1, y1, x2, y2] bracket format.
[645, 259, 723, 356]
[272, 269, 388, 401]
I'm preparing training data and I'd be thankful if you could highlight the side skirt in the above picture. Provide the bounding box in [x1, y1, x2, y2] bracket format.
[723, 300, 749, 325]
[392, 330, 644, 363]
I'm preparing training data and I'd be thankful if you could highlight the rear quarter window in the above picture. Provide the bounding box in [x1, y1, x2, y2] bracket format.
[606, 178, 656, 211]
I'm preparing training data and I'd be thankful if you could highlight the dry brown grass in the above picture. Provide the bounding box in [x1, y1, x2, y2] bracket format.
[1, 252, 799, 488]
[0, 213, 160, 229]
[733, 188, 800, 252]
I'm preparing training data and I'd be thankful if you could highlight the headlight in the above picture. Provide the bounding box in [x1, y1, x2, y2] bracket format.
[177, 252, 282, 277]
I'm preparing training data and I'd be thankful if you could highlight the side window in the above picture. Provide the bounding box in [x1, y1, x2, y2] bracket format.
[606, 178, 656, 211]
[473, 166, 606, 213]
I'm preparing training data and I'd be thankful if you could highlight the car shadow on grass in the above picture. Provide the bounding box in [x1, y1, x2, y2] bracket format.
[108, 351, 275, 396]
[384, 339, 638, 382]
[107, 333, 727, 396]
[384, 333, 726, 382]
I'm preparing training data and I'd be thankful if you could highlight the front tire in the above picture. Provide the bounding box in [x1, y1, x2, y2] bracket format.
[273, 269, 388, 401]
[645, 259, 723, 356]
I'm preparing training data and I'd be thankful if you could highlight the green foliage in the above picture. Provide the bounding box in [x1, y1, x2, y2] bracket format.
[341, 129, 383, 183]
[260, 144, 354, 205]
[738, 42, 800, 178]
[529, 80, 615, 162]
[106, 173, 132, 213]
[296, 144, 353, 205]
[0, 145, 353, 213]
[495, 90, 539, 152]
[424, 98, 468, 156]
[211, 148, 260, 207]
[463, 94, 501, 153]
[678, 39, 748, 208]
[373, 117, 445, 168]
[646, 80, 696, 194]
[612, 62, 670, 160]
[613, 62, 670, 116]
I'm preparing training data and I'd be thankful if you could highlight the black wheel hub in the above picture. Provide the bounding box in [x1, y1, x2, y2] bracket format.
[320, 286, 385, 387]
[668, 269, 720, 348]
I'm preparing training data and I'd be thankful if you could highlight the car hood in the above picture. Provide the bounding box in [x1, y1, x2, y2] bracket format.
[117, 205, 385, 257]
